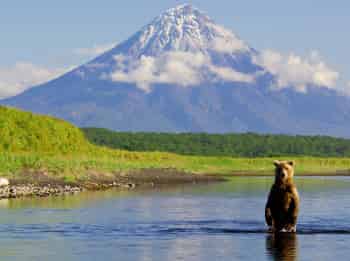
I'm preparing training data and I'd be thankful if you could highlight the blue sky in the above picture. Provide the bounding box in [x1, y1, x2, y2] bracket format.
[0, 0, 349, 97]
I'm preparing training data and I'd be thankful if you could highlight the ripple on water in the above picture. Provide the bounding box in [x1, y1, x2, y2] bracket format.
[0, 220, 349, 241]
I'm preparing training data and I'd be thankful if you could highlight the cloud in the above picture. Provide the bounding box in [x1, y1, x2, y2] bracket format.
[208, 64, 254, 83]
[74, 43, 116, 57]
[0, 62, 70, 99]
[254, 50, 339, 91]
[109, 51, 254, 91]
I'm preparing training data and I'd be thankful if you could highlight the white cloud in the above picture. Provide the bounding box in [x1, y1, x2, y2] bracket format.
[208, 64, 254, 83]
[254, 50, 339, 91]
[109, 51, 254, 91]
[0, 62, 70, 99]
[74, 43, 116, 57]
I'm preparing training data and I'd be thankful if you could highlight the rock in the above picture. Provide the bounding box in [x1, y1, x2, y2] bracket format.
[0, 178, 9, 187]
[0, 183, 83, 199]
[126, 183, 136, 189]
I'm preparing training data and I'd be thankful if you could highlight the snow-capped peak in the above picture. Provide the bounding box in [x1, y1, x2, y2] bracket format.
[163, 3, 207, 18]
[79, 4, 257, 91]
[126, 4, 250, 57]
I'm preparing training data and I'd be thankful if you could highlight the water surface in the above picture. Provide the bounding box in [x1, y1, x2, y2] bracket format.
[0, 177, 350, 260]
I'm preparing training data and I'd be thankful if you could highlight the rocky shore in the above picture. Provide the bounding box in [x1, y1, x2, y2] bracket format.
[0, 168, 225, 200]
[0, 184, 83, 199]
[0, 182, 144, 199]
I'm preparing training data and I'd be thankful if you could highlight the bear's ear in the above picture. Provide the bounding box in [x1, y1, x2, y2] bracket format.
[288, 161, 295, 166]
[273, 160, 280, 167]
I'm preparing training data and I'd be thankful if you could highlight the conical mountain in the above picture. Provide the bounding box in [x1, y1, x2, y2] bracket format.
[2, 4, 350, 137]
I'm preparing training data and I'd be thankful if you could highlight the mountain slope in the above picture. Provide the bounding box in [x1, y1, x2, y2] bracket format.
[1, 4, 350, 137]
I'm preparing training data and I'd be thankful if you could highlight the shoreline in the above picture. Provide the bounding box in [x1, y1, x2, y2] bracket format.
[2, 168, 350, 200]
[226, 170, 350, 177]
[1, 168, 225, 200]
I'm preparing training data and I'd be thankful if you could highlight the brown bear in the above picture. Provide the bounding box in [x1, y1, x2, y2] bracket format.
[265, 160, 300, 232]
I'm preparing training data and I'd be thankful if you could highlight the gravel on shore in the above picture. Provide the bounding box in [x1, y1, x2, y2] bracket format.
[0, 168, 226, 200]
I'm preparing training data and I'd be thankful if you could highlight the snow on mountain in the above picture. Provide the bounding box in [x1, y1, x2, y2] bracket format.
[74, 4, 339, 94]
[73, 4, 260, 92]
[126, 4, 250, 56]
[2, 4, 350, 137]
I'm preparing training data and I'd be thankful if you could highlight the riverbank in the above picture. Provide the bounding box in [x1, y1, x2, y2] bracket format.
[1, 152, 350, 200]
[1, 168, 225, 200]
[2, 166, 350, 200]
[3, 166, 350, 200]
[2, 152, 350, 179]
[228, 169, 350, 177]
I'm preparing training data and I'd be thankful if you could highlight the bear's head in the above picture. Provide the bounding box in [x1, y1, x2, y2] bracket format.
[273, 160, 295, 184]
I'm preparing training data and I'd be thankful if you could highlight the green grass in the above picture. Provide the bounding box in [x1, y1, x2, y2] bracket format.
[1, 106, 350, 180]
[0, 106, 90, 153]
[1, 151, 350, 180]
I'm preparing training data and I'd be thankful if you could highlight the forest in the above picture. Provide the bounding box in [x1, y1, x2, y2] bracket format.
[82, 128, 350, 157]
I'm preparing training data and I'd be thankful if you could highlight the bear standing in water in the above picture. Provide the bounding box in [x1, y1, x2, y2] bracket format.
[265, 160, 300, 232]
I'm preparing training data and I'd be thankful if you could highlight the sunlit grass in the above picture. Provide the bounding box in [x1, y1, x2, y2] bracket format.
[2, 105, 349, 180]
[1, 146, 350, 180]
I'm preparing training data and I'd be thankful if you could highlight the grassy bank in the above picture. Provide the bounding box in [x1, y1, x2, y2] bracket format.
[1, 151, 350, 180]
[1, 106, 350, 181]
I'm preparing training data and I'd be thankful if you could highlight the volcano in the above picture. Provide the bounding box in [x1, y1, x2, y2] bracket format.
[2, 4, 350, 136]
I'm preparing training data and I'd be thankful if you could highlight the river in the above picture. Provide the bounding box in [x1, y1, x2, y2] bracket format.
[0, 176, 349, 260]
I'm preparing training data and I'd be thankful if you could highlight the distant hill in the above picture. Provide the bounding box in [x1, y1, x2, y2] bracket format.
[82, 127, 350, 157]
[0, 106, 90, 153]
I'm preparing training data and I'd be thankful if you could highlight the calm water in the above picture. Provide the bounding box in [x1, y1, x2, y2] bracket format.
[0, 177, 350, 260]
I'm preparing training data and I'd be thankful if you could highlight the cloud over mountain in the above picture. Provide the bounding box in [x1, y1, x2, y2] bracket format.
[0, 63, 70, 99]
[109, 51, 254, 91]
[2, 4, 350, 137]
[254, 50, 340, 92]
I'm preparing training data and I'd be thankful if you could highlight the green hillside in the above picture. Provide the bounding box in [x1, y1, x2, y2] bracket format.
[82, 128, 350, 157]
[0, 106, 90, 153]
[0, 106, 349, 179]
[0, 106, 182, 178]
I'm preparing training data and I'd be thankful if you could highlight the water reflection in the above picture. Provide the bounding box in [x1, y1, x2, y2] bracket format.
[0, 177, 348, 260]
[266, 233, 298, 261]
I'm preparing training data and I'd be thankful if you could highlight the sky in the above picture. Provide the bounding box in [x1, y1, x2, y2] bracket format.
[0, 0, 349, 97]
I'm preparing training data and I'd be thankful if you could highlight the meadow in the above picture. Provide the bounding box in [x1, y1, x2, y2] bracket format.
[1, 105, 350, 181]
[1, 151, 350, 181]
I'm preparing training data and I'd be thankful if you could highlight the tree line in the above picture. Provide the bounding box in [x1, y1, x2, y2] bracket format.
[82, 128, 350, 157]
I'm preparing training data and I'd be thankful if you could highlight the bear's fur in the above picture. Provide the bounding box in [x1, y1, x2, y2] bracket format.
[265, 160, 300, 232]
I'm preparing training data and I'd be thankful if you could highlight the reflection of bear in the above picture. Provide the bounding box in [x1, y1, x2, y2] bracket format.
[265, 160, 300, 232]
[266, 233, 298, 261]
